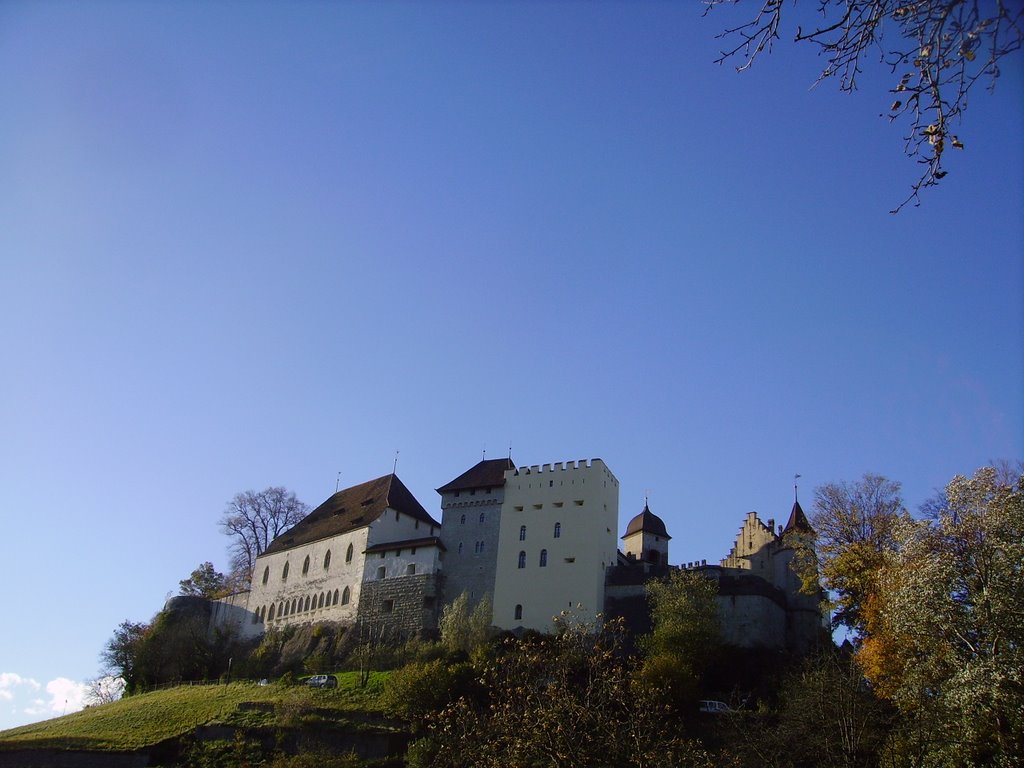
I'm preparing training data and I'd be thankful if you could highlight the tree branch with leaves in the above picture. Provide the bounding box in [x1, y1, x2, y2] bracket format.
[704, 0, 1023, 211]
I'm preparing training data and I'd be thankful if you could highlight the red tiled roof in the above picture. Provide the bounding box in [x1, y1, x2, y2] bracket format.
[264, 474, 438, 555]
[436, 458, 514, 493]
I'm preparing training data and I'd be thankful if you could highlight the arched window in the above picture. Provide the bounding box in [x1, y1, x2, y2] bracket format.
[518, 551, 526, 569]
[554, 522, 561, 538]
[458, 542, 463, 554]
[514, 604, 523, 621]
[346, 543, 354, 563]
[291, 598, 298, 614]
[279, 601, 285, 617]
[520, 525, 526, 541]
[479, 512, 485, 523]
[324, 550, 331, 570]
[460, 514, 466, 524]
[304, 595, 311, 611]
[342, 586, 351, 605]
[318, 592, 325, 608]
[540, 549, 548, 567]
[333, 589, 340, 605]
[282, 561, 290, 580]
[262, 566, 269, 585]
[268, 604, 276, 620]
[302, 555, 310, 576]
[282, 601, 289, 616]
[252, 609, 260, 624]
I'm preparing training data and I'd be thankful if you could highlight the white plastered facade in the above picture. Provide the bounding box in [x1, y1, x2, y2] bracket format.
[491, 459, 619, 632]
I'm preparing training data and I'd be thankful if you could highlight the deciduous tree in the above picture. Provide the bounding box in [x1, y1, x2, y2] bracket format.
[639, 569, 722, 712]
[100, 620, 150, 695]
[220, 487, 308, 586]
[808, 474, 908, 637]
[178, 561, 229, 598]
[869, 465, 1024, 766]
[704, 0, 1024, 210]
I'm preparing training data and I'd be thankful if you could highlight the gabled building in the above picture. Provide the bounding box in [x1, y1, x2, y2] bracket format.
[240, 473, 443, 639]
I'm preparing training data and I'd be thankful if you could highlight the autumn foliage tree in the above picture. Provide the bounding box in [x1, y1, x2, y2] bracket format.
[864, 466, 1024, 766]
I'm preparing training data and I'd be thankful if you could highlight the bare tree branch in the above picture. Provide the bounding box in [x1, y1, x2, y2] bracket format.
[704, 0, 1024, 211]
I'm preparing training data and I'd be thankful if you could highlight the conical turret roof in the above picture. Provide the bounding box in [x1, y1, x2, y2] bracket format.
[783, 499, 813, 534]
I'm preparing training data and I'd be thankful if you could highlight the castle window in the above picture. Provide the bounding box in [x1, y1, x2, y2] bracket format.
[380, 552, 386, 559]
[252, 610, 259, 624]
[411, 547, 417, 554]
[262, 567, 269, 585]
[479, 512, 485, 523]
[304, 595, 311, 611]
[282, 562, 289, 580]
[518, 551, 526, 569]
[332, 589, 339, 605]
[520, 525, 526, 541]
[291, 598, 298, 614]
[268, 604, 276, 620]
[377, 566, 386, 580]
[382, 599, 395, 614]
[302, 556, 310, 576]
[282, 602, 289, 617]
[342, 586, 350, 605]
[324, 550, 331, 570]
[319, 592, 325, 608]
[407, 563, 416, 576]
[514, 604, 523, 621]
[539, 549, 547, 567]
[279, 601, 285, 617]
[415, 520, 420, 530]
[554, 522, 561, 538]
[395, 510, 400, 521]
[346, 543, 353, 563]
[460, 514, 466, 524]
[458, 542, 463, 554]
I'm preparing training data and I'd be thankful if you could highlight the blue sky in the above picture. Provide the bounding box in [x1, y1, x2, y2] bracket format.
[1, 2, 1021, 730]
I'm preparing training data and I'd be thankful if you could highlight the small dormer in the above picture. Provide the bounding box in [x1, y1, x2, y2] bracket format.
[622, 502, 671, 566]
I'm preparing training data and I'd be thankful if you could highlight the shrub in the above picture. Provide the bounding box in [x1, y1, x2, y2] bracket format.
[380, 659, 475, 727]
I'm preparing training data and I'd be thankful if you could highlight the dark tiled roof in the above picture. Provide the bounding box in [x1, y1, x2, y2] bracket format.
[436, 458, 514, 493]
[784, 500, 813, 533]
[622, 504, 671, 539]
[264, 474, 438, 555]
[364, 536, 446, 554]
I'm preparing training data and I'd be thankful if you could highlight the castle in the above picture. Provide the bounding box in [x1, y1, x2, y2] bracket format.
[211, 456, 827, 654]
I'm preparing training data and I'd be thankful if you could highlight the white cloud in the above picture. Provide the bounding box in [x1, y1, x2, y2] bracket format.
[44, 678, 87, 716]
[0, 674, 91, 726]
[0, 672, 41, 702]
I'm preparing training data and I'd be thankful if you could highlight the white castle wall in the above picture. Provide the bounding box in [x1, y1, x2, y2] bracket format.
[247, 527, 370, 630]
[491, 459, 619, 632]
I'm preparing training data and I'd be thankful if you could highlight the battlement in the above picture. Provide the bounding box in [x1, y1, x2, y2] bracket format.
[506, 458, 618, 485]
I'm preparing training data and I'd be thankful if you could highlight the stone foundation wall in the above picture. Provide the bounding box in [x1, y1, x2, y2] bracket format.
[355, 572, 442, 638]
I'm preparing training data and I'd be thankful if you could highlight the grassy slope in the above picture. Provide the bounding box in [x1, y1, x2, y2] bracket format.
[0, 672, 390, 753]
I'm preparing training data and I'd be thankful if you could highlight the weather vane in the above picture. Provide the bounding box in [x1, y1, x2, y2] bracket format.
[794, 473, 802, 502]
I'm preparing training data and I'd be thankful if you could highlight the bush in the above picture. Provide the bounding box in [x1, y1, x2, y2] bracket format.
[380, 659, 476, 726]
